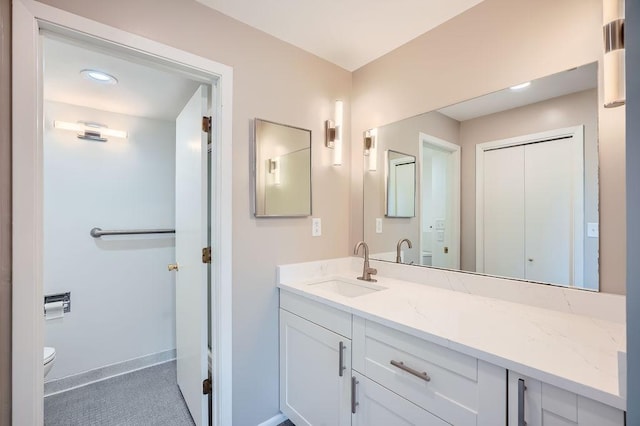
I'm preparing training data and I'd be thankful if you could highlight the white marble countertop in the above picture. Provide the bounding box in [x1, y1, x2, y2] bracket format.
[277, 259, 626, 411]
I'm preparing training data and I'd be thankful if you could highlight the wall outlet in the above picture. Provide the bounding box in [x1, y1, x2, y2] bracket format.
[312, 218, 322, 237]
[376, 218, 383, 234]
[435, 219, 446, 230]
[587, 222, 599, 238]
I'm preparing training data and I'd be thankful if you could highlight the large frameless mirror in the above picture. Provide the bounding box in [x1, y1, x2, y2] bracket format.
[253, 119, 312, 217]
[363, 62, 601, 290]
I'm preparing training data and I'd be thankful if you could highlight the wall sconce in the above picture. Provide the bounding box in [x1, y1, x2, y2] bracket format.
[325, 100, 343, 165]
[268, 157, 281, 185]
[364, 128, 377, 171]
[603, 0, 625, 108]
[53, 120, 128, 142]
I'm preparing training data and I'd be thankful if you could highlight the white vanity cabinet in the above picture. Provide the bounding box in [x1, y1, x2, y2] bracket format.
[352, 317, 506, 425]
[279, 292, 353, 426]
[507, 371, 624, 426]
[351, 371, 450, 426]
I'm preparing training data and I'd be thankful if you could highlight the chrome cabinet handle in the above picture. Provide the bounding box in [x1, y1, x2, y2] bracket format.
[351, 376, 359, 414]
[518, 378, 527, 426]
[338, 341, 345, 377]
[390, 360, 431, 382]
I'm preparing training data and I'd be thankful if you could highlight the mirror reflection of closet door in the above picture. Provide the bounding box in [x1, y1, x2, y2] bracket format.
[482, 146, 526, 279]
[480, 135, 577, 286]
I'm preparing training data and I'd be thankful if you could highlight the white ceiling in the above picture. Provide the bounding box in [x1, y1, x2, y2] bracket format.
[438, 62, 598, 122]
[195, 0, 485, 71]
[43, 36, 200, 121]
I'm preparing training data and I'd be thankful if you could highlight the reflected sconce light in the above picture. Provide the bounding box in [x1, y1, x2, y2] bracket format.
[53, 120, 128, 142]
[363, 128, 377, 171]
[325, 100, 344, 165]
[603, 0, 625, 108]
[269, 157, 281, 185]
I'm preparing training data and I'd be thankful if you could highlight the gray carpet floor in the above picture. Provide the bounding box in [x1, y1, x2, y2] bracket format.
[44, 361, 195, 426]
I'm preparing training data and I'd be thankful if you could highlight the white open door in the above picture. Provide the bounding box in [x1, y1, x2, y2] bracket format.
[175, 84, 209, 426]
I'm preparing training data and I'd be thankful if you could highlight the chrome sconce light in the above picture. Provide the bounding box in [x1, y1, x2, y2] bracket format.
[268, 157, 281, 185]
[54, 120, 128, 142]
[603, 0, 625, 108]
[364, 128, 377, 171]
[325, 100, 344, 165]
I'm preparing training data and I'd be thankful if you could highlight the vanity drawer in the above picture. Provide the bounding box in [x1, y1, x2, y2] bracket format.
[280, 290, 352, 338]
[353, 317, 505, 425]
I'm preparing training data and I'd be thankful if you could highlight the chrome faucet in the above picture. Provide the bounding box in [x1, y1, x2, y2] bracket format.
[354, 241, 377, 282]
[396, 238, 413, 263]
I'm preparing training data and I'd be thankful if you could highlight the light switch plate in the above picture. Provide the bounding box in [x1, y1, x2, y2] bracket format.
[312, 218, 322, 237]
[375, 218, 383, 234]
[587, 222, 599, 238]
[437, 230, 445, 242]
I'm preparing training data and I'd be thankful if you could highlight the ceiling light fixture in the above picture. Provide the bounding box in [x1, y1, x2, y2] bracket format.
[80, 69, 118, 85]
[53, 120, 127, 142]
[509, 82, 531, 91]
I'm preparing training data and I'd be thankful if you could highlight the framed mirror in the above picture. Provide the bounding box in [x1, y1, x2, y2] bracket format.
[253, 119, 312, 217]
[385, 150, 416, 218]
[363, 62, 600, 290]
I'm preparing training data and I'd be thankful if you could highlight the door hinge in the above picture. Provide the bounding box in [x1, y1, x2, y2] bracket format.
[202, 377, 212, 395]
[202, 116, 212, 133]
[202, 246, 212, 264]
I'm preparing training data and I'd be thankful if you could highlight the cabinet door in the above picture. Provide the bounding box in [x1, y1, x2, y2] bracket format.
[280, 309, 352, 426]
[508, 372, 624, 426]
[351, 372, 450, 426]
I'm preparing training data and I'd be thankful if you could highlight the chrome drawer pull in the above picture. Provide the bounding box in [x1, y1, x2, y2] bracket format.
[518, 378, 527, 426]
[390, 360, 431, 382]
[351, 376, 359, 414]
[338, 341, 345, 377]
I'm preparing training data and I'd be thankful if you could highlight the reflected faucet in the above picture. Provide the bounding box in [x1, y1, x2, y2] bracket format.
[354, 241, 377, 282]
[396, 238, 413, 263]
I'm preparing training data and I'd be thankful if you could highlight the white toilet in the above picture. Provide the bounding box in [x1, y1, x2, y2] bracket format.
[44, 347, 56, 377]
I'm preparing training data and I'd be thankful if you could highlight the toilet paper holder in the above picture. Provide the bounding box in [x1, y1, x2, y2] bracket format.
[44, 292, 71, 313]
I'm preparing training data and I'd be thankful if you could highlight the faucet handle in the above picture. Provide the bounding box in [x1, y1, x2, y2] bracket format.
[367, 267, 377, 275]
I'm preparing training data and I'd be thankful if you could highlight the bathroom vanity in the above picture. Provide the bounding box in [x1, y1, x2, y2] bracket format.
[277, 258, 626, 426]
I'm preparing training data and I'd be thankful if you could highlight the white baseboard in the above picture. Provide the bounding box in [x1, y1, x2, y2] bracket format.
[44, 349, 176, 397]
[257, 412, 287, 426]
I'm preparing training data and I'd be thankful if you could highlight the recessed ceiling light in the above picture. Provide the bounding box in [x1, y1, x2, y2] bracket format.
[509, 81, 531, 91]
[80, 69, 118, 85]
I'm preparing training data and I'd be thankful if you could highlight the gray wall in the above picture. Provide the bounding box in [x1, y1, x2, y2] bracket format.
[0, 0, 11, 423]
[626, 0, 639, 422]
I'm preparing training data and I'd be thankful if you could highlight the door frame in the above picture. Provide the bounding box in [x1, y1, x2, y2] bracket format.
[418, 132, 461, 269]
[475, 126, 584, 286]
[12, 1, 234, 425]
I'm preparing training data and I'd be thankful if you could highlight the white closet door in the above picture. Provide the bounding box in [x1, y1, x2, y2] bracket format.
[524, 138, 574, 285]
[482, 146, 526, 279]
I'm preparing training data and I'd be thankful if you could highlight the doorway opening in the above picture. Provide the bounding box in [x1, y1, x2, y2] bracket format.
[41, 32, 211, 426]
[418, 132, 461, 269]
[13, 3, 233, 425]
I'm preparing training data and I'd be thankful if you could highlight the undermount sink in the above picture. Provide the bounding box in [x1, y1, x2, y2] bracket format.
[308, 279, 386, 298]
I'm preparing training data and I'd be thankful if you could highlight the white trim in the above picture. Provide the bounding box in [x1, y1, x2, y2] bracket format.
[257, 413, 288, 426]
[418, 133, 461, 269]
[45, 350, 177, 397]
[475, 126, 585, 286]
[12, 1, 233, 424]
